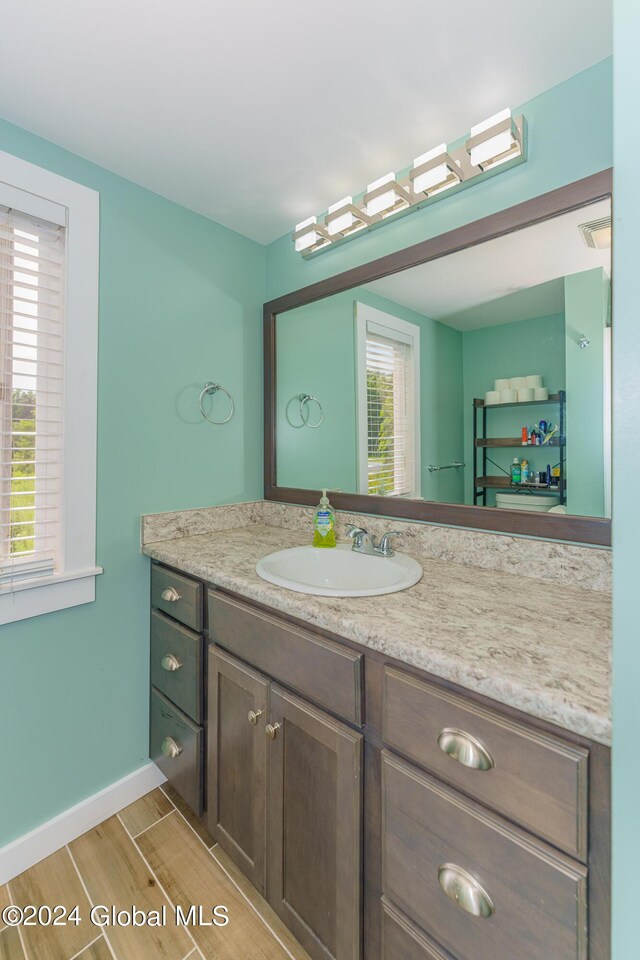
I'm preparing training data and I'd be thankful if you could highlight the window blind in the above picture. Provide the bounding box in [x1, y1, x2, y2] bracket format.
[0, 205, 65, 586]
[366, 329, 415, 497]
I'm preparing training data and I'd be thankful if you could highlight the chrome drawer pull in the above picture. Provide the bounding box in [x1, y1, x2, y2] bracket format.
[438, 863, 495, 918]
[266, 722, 281, 740]
[248, 710, 263, 725]
[437, 727, 494, 771]
[161, 587, 181, 602]
[160, 654, 182, 672]
[161, 736, 182, 759]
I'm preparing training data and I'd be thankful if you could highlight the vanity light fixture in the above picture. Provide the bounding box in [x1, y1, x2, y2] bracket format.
[326, 196, 374, 237]
[364, 173, 412, 218]
[327, 197, 355, 237]
[293, 216, 331, 253]
[292, 109, 527, 257]
[466, 108, 523, 171]
[410, 143, 462, 196]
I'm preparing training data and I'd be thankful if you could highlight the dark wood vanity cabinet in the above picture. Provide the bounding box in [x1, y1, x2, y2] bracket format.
[382, 750, 587, 960]
[208, 644, 363, 960]
[208, 647, 269, 893]
[148, 561, 610, 960]
[148, 565, 204, 815]
[265, 685, 362, 960]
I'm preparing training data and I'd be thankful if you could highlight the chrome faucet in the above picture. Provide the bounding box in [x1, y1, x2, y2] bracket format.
[345, 524, 402, 557]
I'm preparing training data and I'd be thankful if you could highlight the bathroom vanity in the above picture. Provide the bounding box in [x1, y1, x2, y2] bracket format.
[144, 521, 610, 960]
[142, 171, 613, 960]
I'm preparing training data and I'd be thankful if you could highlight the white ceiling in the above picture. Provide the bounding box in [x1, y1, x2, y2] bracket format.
[0, 1, 612, 244]
[365, 200, 611, 330]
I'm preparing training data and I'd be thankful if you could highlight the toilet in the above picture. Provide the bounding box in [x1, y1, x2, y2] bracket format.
[495, 492, 561, 512]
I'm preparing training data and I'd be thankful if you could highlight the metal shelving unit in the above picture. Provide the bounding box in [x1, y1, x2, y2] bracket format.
[472, 390, 566, 506]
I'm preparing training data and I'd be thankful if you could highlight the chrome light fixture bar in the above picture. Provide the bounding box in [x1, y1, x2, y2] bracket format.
[293, 110, 526, 257]
[326, 196, 375, 238]
[293, 216, 332, 253]
[466, 108, 522, 171]
[410, 143, 462, 197]
[364, 173, 412, 217]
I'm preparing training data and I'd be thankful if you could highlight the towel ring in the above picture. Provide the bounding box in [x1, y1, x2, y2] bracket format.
[198, 381, 234, 425]
[298, 393, 324, 428]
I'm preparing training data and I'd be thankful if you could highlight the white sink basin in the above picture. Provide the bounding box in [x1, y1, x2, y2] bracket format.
[255, 543, 423, 597]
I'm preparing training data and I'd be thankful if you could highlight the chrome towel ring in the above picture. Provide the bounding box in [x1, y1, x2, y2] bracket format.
[298, 393, 324, 428]
[198, 381, 234, 425]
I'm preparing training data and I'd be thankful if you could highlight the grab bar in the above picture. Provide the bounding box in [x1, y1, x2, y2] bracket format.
[428, 461, 465, 473]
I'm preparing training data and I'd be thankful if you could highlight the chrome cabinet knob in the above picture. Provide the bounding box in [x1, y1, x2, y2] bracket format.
[160, 654, 182, 672]
[161, 587, 181, 602]
[438, 863, 494, 918]
[248, 709, 263, 725]
[265, 722, 281, 740]
[438, 727, 494, 771]
[161, 736, 182, 759]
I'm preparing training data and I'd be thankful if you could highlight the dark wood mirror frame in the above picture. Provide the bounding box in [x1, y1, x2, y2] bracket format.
[264, 169, 612, 547]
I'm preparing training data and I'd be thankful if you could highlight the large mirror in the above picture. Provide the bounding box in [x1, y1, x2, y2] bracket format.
[265, 174, 612, 544]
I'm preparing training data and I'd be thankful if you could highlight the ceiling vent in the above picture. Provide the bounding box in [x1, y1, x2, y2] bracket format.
[579, 216, 612, 249]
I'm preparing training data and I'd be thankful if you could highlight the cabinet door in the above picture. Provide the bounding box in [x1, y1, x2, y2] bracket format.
[268, 685, 362, 960]
[207, 646, 269, 894]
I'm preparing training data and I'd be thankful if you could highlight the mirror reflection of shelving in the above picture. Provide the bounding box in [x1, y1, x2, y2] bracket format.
[473, 391, 566, 509]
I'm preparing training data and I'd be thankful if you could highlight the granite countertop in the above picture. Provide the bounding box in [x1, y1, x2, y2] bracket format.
[142, 524, 611, 745]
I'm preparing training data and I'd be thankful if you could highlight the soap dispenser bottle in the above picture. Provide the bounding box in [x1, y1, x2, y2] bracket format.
[313, 489, 336, 548]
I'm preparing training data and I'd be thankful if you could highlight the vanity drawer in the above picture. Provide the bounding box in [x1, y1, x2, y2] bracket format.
[208, 591, 363, 725]
[382, 751, 587, 960]
[151, 564, 202, 632]
[150, 610, 203, 723]
[382, 900, 455, 960]
[383, 667, 588, 860]
[150, 688, 203, 816]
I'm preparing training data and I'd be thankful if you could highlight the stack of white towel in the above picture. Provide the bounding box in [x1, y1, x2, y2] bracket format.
[485, 375, 549, 405]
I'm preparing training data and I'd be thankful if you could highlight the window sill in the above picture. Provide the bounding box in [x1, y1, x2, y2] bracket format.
[0, 567, 104, 625]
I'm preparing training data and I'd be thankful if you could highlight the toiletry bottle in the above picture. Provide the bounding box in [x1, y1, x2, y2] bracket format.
[510, 458, 521, 484]
[520, 458, 529, 483]
[313, 489, 336, 548]
[521, 427, 528, 446]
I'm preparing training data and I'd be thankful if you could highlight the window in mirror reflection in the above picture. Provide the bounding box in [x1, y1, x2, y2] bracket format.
[275, 198, 611, 520]
[355, 305, 420, 498]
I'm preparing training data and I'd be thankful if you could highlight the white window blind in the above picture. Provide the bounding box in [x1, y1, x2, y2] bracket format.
[0, 205, 65, 586]
[365, 327, 416, 497]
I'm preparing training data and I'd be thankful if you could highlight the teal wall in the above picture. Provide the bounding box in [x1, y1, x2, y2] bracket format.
[266, 59, 612, 301]
[276, 288, 464, 502]
[612, 4, 640, 957]
[564, 268, 608, 517]
[276, 293, 358, 492]
[461, 314, 566, 506]
[0, 119, 266, 845]
[416, 307, 464, 504]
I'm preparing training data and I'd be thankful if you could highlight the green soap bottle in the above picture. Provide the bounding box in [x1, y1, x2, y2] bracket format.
[313, 489, 336, 548]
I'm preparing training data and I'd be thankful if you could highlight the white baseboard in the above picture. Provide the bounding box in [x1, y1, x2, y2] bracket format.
[0, 762, 166, 885]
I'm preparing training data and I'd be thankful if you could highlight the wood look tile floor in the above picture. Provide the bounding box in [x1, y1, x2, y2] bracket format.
[2, 788, 312, 960]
